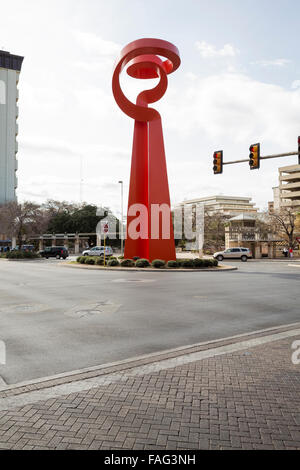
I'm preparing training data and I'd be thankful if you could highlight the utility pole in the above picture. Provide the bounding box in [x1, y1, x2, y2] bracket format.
[80, 156, 84, 203]
[118, 181, 124, 255]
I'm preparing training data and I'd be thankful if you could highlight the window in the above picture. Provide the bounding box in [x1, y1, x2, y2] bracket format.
[232, 249, 241, 253]
[0, 80, 5, 105]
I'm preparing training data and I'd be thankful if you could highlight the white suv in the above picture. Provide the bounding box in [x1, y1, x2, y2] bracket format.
[213, 247, 252, 262]
[82, 246, 114, 257]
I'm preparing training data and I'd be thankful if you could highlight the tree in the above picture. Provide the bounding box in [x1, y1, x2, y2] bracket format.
[0, 201, 50, 247]
[45, 201, 117, 235]
[269, 207, 298, 249]
[203, 209, 230, 253]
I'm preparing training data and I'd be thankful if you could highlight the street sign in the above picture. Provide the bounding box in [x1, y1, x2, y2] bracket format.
[101, 221, 109, 234]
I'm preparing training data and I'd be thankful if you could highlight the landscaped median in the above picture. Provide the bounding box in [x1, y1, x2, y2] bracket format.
[64, 256, 237, 272]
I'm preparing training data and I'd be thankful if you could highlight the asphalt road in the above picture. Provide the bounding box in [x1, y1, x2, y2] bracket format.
[0, 259, 299, 385]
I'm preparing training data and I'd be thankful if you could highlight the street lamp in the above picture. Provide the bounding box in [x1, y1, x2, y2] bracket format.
[118, 181, 124, 255]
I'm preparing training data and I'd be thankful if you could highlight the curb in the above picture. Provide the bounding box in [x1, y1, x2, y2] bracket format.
[60, 263, 238, 273]
[1, 321, 299, 398]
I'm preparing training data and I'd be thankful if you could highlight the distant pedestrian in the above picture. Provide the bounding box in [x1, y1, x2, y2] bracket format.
[283, 247, 288, 258]
[289, 248, 294, 258]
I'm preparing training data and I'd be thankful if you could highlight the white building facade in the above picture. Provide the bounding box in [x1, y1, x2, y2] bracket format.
[0, 51, 24, 205]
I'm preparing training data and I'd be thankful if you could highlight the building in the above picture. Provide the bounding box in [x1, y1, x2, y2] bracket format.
[269, 186, 280, 214]
[176, 195, 258, 253]
[277, 164, 300, 212]
[225, 213, 283, 259]
[0, 50, 24, 205]
[178, 195, 258, 216]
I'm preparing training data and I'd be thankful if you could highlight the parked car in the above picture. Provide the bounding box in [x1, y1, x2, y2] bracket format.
[213, 247, 253, 262]
[12, 245, 35, 252]
[40, 246, 69, 260]
[82, 246, 114, 257]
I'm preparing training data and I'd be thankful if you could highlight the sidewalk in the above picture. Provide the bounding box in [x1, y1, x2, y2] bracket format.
[0, 324, 299, 450]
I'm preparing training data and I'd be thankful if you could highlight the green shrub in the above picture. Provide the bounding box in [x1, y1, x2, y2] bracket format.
[96, 257, 104, 266]
[167, 260, 178, 269]
[77, 256, 82, 263]
[133, 256, 140, 261]
[193, 258, 205, 268]
[152, 259, 166, 269]
[6, 250, 39, 259]
[180, 259, 194, 268]
[176, 258, 189, 267]
[85, 257, 95, 265]
[135, 258, 150, 268]
[121, 259, 134, 267]
[107, 258, 120, 267]
[118, 256, 124, 260]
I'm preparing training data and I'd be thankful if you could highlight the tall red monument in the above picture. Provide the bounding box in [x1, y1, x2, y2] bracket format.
[112, 38, 180, 262]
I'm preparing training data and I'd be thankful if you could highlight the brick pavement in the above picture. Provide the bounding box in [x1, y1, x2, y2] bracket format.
[0, 331, 299, 450]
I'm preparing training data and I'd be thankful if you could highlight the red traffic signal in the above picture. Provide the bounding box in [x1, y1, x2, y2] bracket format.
[213, 151, 223, 174]
[249, 143, 260, 170]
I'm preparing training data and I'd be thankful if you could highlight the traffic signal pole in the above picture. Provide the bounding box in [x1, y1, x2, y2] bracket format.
[223, 150, 299, 167]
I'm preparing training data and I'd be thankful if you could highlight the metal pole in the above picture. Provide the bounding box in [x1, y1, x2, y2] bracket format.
[118, 181, 124, 256]
[223, 151, 299, 166]
[104, 235, 106, 266]
[80, 156, 84, 203]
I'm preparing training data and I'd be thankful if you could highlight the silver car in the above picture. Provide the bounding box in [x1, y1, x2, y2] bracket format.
[213, 247, 252, 262]
[82, 246, 114, 257]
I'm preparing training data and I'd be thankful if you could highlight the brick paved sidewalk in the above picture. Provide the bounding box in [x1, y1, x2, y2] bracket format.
[0, 330, 299, 450]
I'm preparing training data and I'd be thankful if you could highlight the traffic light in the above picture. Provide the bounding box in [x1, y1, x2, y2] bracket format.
[249, 143, 260, 170]
[213, 151, 223, 174]
[298, 136, 300, 165]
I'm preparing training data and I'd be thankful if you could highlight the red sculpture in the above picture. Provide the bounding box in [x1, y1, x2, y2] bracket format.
[112, 38, 180, 262]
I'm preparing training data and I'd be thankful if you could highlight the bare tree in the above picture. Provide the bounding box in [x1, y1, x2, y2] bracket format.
[203, 209, 230, 253]
[268, 207, 298, 249]
[0, 201, 50, 248]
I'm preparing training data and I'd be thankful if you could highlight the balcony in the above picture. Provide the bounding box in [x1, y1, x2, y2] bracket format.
[229, 229, 256, 242]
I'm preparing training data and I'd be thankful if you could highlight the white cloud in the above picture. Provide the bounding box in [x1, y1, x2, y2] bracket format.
[252, 59, 291, 67]
[291, 80, 300, 89]
[163, 72, 300, 145]
[73, 30, 121, 57]
[195, 41, 240, 58]
[160, 71, 300, 209]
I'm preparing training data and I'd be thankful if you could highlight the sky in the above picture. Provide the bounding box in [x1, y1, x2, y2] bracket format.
[1, 0, 300, 219]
